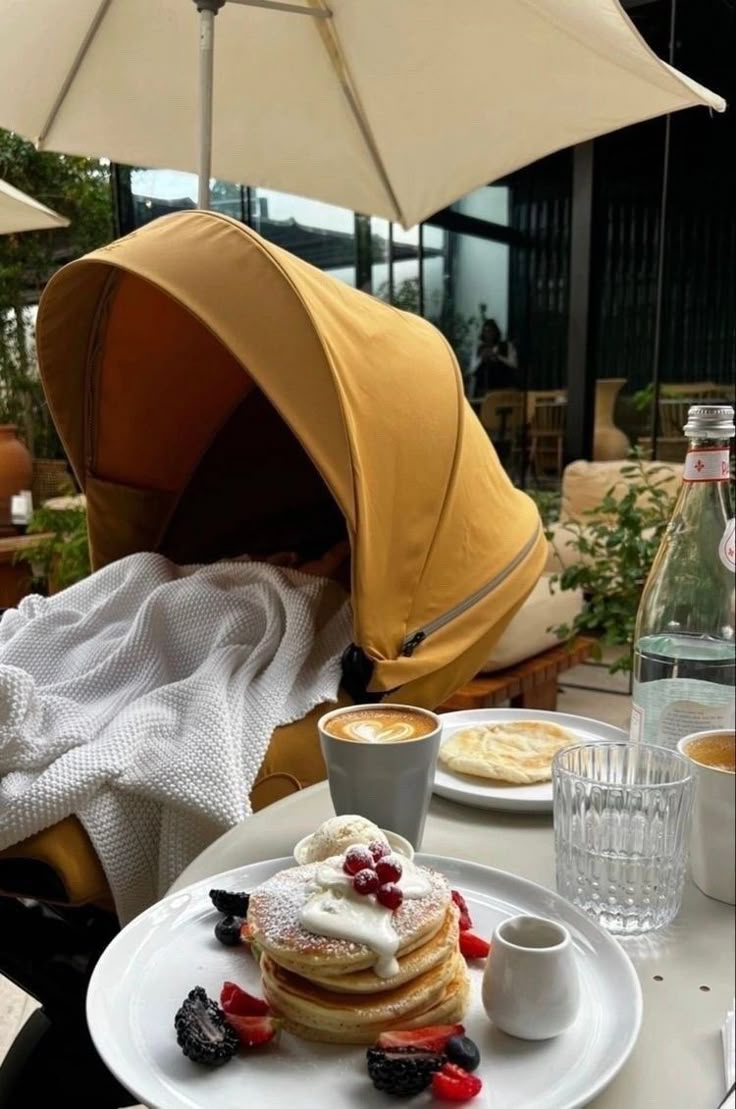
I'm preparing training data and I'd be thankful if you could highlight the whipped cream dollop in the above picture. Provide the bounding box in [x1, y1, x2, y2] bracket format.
[298, 850, 433, 978]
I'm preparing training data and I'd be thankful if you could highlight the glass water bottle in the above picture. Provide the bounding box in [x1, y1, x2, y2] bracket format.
[631, 404, 735, 747]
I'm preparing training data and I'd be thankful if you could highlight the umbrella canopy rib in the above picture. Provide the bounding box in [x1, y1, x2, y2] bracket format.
[306, 0, 407, 225]
[37, 0, 114, 148]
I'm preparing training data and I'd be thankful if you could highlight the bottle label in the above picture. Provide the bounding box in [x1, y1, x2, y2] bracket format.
[719, 518, 735, 572]
[683, 448, 730, 483]
[629, 704, 643, 743]
[631, 680, 735, 748]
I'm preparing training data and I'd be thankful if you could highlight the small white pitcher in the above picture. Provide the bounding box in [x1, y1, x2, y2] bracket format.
[482, 914, 580, 1040]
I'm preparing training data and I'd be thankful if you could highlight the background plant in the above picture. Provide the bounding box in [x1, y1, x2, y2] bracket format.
[526, 488, 561, 529]
[0, 130, 112, 458]
[548, 454, 678, 673]
[25, 502, 90, 591]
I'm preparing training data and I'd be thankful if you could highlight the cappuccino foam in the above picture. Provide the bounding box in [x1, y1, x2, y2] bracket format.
[324, 708, 436, 744]
[684, 732, 735, 773]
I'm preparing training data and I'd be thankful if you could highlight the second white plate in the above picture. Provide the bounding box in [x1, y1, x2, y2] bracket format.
[433, 708, 628, 813]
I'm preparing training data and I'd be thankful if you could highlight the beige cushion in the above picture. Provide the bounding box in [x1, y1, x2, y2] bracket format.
[560, 459, 682, 522]
[480, 573, 584, 672]
[545, 458, 683, 573]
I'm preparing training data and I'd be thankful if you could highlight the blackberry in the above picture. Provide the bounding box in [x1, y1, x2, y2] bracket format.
[366, 1046, 444, 1096]
[174, 986, 239, 1067]
[445, 1034, 481, 1072]
[209, 888, 250, 917]
[214, 915, 243, 946]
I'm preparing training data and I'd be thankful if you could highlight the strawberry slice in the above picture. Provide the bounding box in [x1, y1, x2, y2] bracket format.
[432, 1062, 483, 1101]
[376, 1023, 464, 1053]
[224, 1013, 281, 1048]
[459, 930, 491, 959]
[220, 981, 269, 1016]
[451, 890, 473, 931]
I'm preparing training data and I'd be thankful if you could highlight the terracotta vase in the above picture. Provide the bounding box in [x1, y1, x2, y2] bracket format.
[0, 425, 33, 530]
[593, 379, 631, 461]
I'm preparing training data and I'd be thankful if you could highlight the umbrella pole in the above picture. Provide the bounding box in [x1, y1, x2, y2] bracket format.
[195, 0, 225, 209]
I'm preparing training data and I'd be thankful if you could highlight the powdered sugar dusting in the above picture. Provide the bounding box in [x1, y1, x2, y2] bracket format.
[248, 861, 450, 961]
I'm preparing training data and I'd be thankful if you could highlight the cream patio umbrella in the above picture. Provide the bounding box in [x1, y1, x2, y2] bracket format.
[0, 178, 70, 235]
[0, 0, 726, 223]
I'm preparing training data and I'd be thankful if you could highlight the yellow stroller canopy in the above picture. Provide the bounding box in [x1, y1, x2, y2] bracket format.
[36, 212, 545, 708]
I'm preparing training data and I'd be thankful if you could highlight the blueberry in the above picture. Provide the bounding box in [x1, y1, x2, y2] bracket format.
[214, 914, 243, 946]
[444, 1034, 481, 1072]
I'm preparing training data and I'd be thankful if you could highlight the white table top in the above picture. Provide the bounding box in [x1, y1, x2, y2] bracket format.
[171, 783, 735, 1109]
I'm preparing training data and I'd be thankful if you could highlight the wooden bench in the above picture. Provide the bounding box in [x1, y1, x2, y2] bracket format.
[0, 534, 52, 609]
[437, 637, 596, 713]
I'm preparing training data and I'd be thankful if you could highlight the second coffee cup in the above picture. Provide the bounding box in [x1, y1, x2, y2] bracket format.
[677, 729, 736, 905]
[318, 703, 442, 849]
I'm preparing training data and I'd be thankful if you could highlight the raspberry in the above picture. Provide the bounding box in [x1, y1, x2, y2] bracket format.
[353, 868, 380, 895]
[368, 840, 391, 862]
[343, 846, 375, 875]
[376, 882, 403, 910]
[375, 856, 403, 884]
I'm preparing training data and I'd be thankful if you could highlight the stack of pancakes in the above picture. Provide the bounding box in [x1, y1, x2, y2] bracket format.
[247, 861, 469, 1044]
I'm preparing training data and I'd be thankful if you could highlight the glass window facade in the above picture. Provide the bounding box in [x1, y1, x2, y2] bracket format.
[117, 1, 734, 486]
[122, 168, 522, 398]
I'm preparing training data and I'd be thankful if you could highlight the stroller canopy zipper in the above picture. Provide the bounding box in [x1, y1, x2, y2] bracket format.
[401, 522, 542, 656]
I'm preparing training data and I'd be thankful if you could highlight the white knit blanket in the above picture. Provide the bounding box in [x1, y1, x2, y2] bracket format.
[0, 553, 351, 923]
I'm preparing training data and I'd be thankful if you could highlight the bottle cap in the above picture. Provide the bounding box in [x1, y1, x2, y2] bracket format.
[684, 405, 735, 438]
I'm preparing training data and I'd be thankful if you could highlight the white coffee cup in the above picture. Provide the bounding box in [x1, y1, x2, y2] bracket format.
[317, 703, 442, 849]
[677, 729, 735, 905]
[482, 915, 580, 1040]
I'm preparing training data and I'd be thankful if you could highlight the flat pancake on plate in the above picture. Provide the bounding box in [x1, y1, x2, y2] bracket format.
[438, 720, 576, 784]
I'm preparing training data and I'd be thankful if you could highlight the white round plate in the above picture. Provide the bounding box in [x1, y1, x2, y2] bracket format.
[434, 708, 628, 813]
[87, 854, 642, 1109]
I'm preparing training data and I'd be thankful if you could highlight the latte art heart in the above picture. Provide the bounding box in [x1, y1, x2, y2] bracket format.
[345, 721, 416, 743]
[322, 708, 438, 743]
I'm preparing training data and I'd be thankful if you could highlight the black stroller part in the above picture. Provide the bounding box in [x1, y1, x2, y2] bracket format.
[0, 896, 133, 1107]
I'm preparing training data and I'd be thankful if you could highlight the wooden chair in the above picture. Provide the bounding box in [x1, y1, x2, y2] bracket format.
[479, 390, 526, 472]
[651, 392, 731, 462]
[529, 393, 567, 481]
[659, 381, 728, 400]
[638, 383, 734, 460]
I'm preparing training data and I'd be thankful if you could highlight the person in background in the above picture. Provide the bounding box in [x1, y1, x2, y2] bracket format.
[473, 319, 519, 396]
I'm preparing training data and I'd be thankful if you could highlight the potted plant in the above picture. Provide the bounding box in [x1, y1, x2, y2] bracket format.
[24, 499, 90, 593]
[546, 454, 677, 673]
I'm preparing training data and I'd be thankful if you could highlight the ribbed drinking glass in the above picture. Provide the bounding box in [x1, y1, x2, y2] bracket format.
[552, 742, 694, 935]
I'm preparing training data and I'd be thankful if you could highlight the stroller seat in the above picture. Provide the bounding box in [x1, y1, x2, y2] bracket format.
[0, 700, 349, 909]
